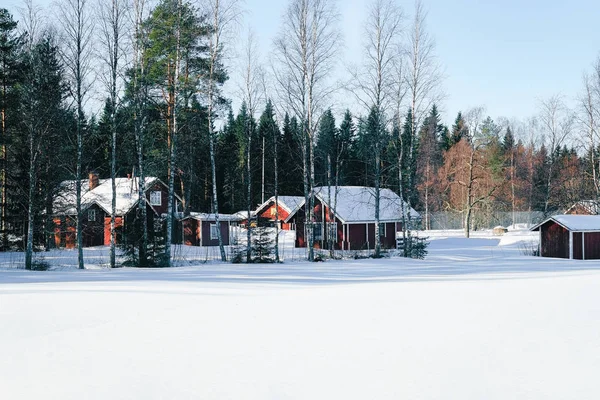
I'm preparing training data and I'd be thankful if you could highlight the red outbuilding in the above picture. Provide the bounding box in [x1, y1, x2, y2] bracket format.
[530, 215, 600, 259]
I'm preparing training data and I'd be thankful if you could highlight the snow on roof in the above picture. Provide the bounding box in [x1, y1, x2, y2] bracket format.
[255, 195, 306, 216]
[53, 177, 160, 216]
[566, 200, 600, 215]
[185, 212, 241, 222]
[313, 186, 419, 223]
[531, 215, 600, 232]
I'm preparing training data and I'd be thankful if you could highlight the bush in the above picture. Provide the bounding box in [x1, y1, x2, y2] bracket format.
[28, 259, 51, 271]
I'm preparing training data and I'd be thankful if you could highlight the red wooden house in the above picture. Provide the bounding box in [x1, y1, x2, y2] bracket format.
[284, 186, 419, 250]
[180, 213, 240, 246]
[530, 215, 600, 259]
[52, 173, 181, 248]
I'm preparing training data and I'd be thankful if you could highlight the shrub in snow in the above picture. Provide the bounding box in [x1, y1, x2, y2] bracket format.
[251, 227, 275, 263]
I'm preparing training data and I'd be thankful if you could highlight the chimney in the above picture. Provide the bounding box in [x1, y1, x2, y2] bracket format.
[89, 172, 99, 190]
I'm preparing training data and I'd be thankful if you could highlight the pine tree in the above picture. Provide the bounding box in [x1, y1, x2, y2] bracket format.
[450, 111, 467, 148]
[279, 114, 303, 196]
[0, 9, 23, 250]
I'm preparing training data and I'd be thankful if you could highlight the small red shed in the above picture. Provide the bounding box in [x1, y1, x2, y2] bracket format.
[530, 215, 600, 260]
[180, 213, 240, 246]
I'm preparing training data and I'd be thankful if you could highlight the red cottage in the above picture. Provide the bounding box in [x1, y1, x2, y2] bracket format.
[285, 186, 420, 251]
[530, 215, 600, 259]
[52, 173, 182, 248]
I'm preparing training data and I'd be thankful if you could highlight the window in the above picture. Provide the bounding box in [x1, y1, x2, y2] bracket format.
[379, 223, 386, 237]
[88, 209, 96, 222]
[149, 191, 162, 206]
[327, 222, 337, 242]
[210, 223, 219, 240]
[313, 222, 323, 241]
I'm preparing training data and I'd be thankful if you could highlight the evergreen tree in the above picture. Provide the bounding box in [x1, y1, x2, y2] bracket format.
[0, 9, 23, 250]
[315, 109, 337, 187]
[416, 105, 444, 228]
[279, 114, 303, 195]
[450, 111, 467, 148]
[257, 100, 279, 200]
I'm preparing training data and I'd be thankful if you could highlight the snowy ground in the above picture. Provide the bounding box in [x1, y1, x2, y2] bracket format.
[2, 229, 600, 399]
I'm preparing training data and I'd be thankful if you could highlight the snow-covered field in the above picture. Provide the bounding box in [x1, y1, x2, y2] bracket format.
[2, 229, 600, 399]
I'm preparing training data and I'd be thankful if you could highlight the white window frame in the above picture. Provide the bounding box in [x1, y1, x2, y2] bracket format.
[327, 222, 337, 242]
[210, 223, 219, 240]
[149, 190, 162, 206]
[88, 209, 96, 222]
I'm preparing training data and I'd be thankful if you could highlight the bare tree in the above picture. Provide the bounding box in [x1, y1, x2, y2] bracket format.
[200, 0, 241, 262]
[348, 0, 403, 257]
[579, 60, 600, 198]
[57, 0, 94, 269]
[538, 95, 575, 215]
[17, 0, 45, 45]
[237, 29, 264, 262]
[97, 0, 127, 268]
[397, 0, 441, 254]
[273, 0, 341, 261]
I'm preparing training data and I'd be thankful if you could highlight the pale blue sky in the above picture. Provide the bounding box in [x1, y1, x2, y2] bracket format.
[7, 0, 600, 127]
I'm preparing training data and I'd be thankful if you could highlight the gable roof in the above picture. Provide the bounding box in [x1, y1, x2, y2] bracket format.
[283, 186, 419, 224]
[53, 177, 163, 216]
[530, 215, 600, 232]
[255, 195, 306, 217]
[566, 200, 600, 215]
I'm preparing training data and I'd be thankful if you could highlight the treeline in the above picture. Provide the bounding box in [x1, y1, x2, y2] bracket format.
[1, 0, 599, 267]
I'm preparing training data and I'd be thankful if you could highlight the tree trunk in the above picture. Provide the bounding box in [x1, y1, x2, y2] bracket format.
[246, 118, 252, 263]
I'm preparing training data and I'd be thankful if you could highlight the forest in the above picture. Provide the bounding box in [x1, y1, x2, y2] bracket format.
[1, 0, 599, 268]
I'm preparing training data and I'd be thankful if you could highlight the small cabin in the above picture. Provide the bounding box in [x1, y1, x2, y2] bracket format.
[530, 215, 600, 259]
[180, 213, 240, 246]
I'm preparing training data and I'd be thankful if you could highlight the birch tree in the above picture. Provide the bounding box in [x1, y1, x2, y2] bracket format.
[348, 0, 402, 257]
[538, 95, 574, 215]
[201, 0, 241, 262]
[579, 60, 600, 198]
[97, 0, 127, 268]
[273, 0, 340, 261]
[238, 29, 264, 262]
[130, 0, 150, 266]
[57, 0, 94, 269]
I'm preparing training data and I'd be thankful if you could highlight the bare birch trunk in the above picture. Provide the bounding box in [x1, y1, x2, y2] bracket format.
[165, 0, 183, 267]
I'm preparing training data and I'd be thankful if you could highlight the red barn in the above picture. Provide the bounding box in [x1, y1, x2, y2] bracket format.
[285, 186, 419, 250]
[531, 215, 600, 259]
[52, 173, 181, 249]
